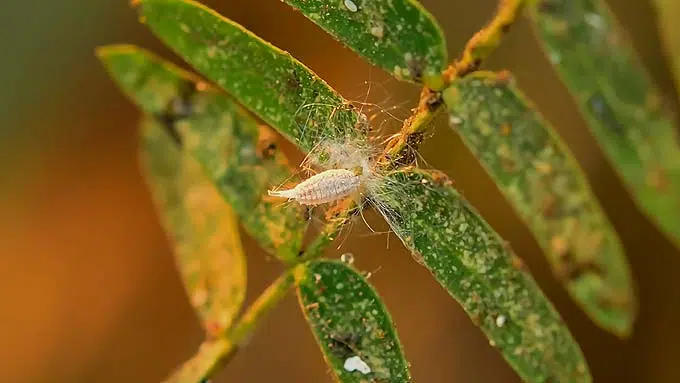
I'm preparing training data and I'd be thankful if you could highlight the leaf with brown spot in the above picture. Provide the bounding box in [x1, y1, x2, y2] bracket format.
[282, 0, 448, 86]
[373, 168, 592, 382]
[97, 45, 307, 261]
[140, 118, 246, 335]
[135, 0, 367, 154]
[527, 0, 680, 248]
[443, 71, 636, 336]
[296, 260, 411, 383]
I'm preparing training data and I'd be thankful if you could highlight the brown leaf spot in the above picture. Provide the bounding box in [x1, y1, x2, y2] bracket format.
[497, 144, 516, 172]
[550, 235, 569, 258]
[495, 70, 513, 84]
[534, 160, 553, 175]
[510, 253, 526, 271]
[429, 170, 453, 186]
[540, 194, 558, 218]
[646, 166, 669, 192]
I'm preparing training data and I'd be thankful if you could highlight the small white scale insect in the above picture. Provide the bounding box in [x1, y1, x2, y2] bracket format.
[267, 168, 362, 206]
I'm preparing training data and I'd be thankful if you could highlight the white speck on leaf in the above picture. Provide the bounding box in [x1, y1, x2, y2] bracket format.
[548, 51, 561, 64]
[449, 115, 463, 126]
[344, 355, 371, 374]
[344, 0, 358, 12]
[496, 315, 506, 327]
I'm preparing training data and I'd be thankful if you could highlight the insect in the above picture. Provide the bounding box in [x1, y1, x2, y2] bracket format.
[267, 168, 363, 206]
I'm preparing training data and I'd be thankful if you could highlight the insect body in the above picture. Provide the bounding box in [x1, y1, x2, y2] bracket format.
[268, 168, 361, 206]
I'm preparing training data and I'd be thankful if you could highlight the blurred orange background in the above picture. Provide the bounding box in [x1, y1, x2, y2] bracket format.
[1, 0, 680, 382]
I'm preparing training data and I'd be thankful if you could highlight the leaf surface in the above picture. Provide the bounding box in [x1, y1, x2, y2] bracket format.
[136, 0, 367, 154]
[97, 45, 307, 261]
[296, 260, 411, 383]
[373, 168, 591, 383]
[141, 118, 246, 335]
[443, 71, 636, 336]
[527, 0, 680, 247]
[283, 0, 448, 85]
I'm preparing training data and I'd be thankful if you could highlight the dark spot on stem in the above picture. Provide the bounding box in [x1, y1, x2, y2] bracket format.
[425, 91, 443, 110]
[459, 58, 483, 77]
[393, 132, 425, 166]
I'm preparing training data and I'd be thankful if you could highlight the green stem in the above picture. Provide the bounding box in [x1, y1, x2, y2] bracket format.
[298, 0, 528, 266]
[226, 269, 296, 343]
[165, 269, 296, 382]
[382, 0, 526, 166]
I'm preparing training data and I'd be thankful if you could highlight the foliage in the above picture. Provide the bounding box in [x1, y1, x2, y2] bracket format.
[97, 0, 680, 381]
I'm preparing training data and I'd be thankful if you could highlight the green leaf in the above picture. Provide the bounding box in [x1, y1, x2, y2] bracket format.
[527, 0, 680, 247]
[140, 118, 246, 335]
[373, 168, 591, 383]
[136, 0, 366, 154]
[442, 71, 636, 336]
[97, 44, 307, 261]
[651, 0, 680, 95]
[295, 260, 411, 383]
[282, 0, 448, 85]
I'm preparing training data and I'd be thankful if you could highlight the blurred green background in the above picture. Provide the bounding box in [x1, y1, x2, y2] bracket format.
[1, 0, 680, 382]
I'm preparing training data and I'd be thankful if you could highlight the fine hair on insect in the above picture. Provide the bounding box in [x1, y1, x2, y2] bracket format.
[267, 79, 420, 247]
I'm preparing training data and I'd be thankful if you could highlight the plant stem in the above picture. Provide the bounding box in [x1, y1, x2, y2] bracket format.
[166, 269, 296, 382]
[283, 0, 528, 267]
[382, 0, 526, 166]
[226, 268, 296, 344]
[446, 0, 526, 79]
